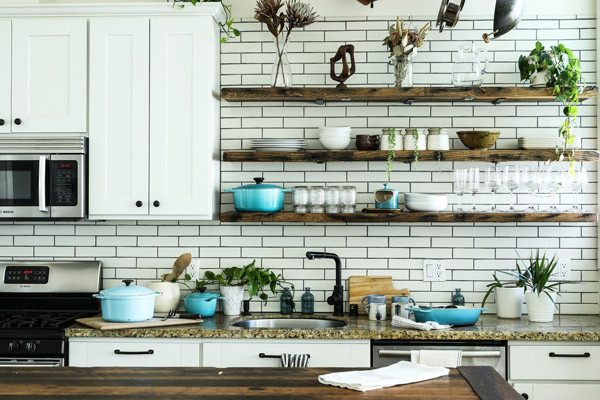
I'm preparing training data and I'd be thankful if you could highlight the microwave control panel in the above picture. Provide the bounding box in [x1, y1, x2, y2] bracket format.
[4, 266, 50, 284]
[50, 161, 78, 206]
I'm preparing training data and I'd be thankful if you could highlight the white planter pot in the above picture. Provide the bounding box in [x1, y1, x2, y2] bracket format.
[403, 133, 426, 151]
[495, 287, 524, 319]
[146, 281, 181, 313]
[529, 70, 548, 88]
[381, 134, 403, 151]
[525, 291, 557, 322]
[221, 285, 244, 316]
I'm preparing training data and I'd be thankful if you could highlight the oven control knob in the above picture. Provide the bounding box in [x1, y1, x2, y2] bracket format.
[7, 341, 19, 353]
[25, 341, 37, 353]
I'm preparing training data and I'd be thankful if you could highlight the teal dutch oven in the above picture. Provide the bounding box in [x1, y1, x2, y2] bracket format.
[184, 292, 225, 318]
[224, 177, 292, 212]
[94, 280, 161, 323]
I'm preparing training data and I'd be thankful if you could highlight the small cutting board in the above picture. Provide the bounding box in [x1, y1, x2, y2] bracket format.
[348, 276, 410, 315]
[76, 317, 203, 331]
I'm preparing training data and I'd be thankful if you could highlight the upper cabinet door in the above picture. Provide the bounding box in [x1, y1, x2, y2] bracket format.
[88, 18, 150, 217]
[0, 20, 10, 134]
[149, 17, 218, 218]
[12, 18, 87, 133]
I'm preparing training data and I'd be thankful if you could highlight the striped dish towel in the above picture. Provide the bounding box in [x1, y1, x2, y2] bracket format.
[281, 353, 310, 367]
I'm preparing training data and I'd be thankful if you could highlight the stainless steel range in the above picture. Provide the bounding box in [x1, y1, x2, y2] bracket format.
[0, 261, 101, 366]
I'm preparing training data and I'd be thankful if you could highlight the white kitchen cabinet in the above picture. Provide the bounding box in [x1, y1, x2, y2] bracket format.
[11, 18, 87, 133]
[0, 20, 10, 134]
[202, 339, 371, 368]
[69, 338, 200, 367]
[89, 15, 220, 220]
[509, 341, 600, 400]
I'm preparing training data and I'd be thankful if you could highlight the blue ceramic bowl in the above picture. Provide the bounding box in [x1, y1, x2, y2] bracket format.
[407, 307, 487, 326]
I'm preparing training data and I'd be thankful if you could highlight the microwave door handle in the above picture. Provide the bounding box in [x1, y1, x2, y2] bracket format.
[39, 155, 48, 212]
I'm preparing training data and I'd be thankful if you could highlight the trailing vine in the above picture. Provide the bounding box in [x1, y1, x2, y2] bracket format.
[412, 129, 419, 171]
[386, 128, 396, 182]
[173, 0, 240, 43]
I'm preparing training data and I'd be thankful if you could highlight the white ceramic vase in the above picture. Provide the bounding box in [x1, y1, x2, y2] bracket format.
[146, 281, 181, 313]
[495, 287, 524, 319]
[525, 291, 557, 322]
[529, 70, 548, 88]
[221, 285, 244, 316]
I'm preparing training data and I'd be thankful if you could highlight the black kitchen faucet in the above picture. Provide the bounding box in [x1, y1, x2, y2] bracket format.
[305, 252, 344, 317]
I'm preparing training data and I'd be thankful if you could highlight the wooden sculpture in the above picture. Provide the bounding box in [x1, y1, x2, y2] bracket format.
[330, 45, 356, 89]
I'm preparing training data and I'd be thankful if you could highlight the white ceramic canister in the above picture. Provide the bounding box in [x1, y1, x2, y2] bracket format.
[426, 128, 450, 151]
[146, 281, 181, 313]
[380, 128, 403, 151]
[495, 287, 524, 319]
[221, 285, 245, 316]
[404, 128, 426, 151]
[525, 291, 556, 323]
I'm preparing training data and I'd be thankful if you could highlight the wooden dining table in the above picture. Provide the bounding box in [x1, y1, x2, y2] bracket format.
[0, 366, 522, 399]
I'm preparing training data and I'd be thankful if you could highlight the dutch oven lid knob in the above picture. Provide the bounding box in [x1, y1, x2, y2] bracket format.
[122, 279, 134, 286]
[253, 177, 264, 184]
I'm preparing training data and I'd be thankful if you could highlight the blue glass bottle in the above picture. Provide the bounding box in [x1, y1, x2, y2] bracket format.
[452, 288, 465, 306]
[280, 289, 293, 314]
[301, 288, 314, 314]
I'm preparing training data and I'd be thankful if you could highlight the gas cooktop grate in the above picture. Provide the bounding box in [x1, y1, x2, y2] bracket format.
[0, 311, 86, 329]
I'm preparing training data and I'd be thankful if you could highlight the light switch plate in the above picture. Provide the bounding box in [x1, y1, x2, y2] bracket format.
[187, 260, 200, 281]
[423, 259, 446, 282]
[550, 259, 571, 281]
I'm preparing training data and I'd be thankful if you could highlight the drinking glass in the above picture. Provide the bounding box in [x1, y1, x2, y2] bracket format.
[308, 186, 325, 213]
[503, 165, 520, 212]
[467, 167, 480, 212]
[341, 186, 357, 214]
[521, 167, 540, 212]
[293, 186, 309, 213]
[484, 166, 502, 212]
[566, 164, 588, 212]
[542, 164, 563, 213]
[454, 169, 468, 211]
[325, 186, 342, 213]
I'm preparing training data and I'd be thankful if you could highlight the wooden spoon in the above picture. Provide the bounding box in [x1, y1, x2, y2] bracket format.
[162, 253, 193, 282]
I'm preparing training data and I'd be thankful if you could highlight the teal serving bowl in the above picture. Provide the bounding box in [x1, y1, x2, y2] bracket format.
[407, 306, 487, 326]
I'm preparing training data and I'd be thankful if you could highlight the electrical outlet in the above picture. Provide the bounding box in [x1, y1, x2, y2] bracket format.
[187, 260, 200, 281]
[423, 259, 446, 282]
[550, 259, 571, 281]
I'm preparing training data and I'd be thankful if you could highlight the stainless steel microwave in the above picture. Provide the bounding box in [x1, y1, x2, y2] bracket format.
[0, 137, 87, 220]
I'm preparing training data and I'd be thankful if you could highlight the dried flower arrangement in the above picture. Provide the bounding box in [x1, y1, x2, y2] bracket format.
[255, 0, 318, 87]
[383, 17, 431, 58]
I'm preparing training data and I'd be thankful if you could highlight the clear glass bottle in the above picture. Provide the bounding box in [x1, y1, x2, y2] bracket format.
[280, 289, 293, 314]
[301, 288, 314, 315]
[452, 288, 465, 306]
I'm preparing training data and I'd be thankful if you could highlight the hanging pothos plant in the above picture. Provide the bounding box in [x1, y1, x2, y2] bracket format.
[174, 0, 240, 43]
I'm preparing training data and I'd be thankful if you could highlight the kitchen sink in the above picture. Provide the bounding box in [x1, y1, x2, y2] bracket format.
[231, 318, 346, 330]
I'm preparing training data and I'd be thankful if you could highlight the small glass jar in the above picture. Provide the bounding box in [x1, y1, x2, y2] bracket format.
[308, 186, 325, 213]
[427, 128, 450, 151]
[293, 186, 309, 213]
[381, 128, 403, 151]
[301, 288, 314, 314]
[280, 289, 293, 314]
[341, 186, 357, 214]
[451, 288, 465, 306]
[324, 186, 341, 213]
[404, 128, 426, 151]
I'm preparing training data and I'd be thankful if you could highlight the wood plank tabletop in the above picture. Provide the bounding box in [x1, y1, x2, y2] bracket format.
[0, 367, 519, 400]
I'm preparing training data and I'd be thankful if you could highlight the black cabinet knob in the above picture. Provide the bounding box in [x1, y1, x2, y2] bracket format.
[521, 394, 529, 399]
[135, 201, 143, 208]
[153, 200, 160, 207]
[0, 119, 4, 126]
[14, 118, 21, 125]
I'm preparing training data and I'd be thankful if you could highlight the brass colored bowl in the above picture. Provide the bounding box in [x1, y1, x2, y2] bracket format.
[457, 131, 500, 149]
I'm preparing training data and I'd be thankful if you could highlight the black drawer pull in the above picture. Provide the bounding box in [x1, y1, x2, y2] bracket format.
[258, 353, 310, 360]
[114, 349, 154, 355]
[549, 352, 590, 358]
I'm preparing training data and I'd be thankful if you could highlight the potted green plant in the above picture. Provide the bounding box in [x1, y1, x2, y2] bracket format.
[173, 0, 239, 43]
[518, 41, 552, 87]
[481, 267, 529, 319]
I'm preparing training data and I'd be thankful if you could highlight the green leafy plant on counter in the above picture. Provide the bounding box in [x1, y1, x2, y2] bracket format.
[386, 128, 397, 182]
[173, 0, 240, 43]
[481, 267, 529, 308]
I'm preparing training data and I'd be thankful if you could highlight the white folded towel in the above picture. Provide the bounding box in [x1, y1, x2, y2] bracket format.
[391, 315, 452, 331]
[411, 350, 463, 368]
[281, 353, 310, 367]
[318, 361, 449, 392]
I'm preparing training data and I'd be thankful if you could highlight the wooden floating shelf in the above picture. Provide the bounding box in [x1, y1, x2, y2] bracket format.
[221, 211, 598, 224]
[223, 150, 600, 163]
[221, 86, 599, 104]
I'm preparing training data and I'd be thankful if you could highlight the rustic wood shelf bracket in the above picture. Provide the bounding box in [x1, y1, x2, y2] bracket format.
[316, 99, 325, 105]
[404, 97, 415, 105]
[493, 98, 506, 105]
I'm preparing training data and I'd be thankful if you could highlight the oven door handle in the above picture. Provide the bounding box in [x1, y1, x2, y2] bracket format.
[0, 359, 63, 367]
[38, 155, 48, 213]
[378, 350, 502, 358]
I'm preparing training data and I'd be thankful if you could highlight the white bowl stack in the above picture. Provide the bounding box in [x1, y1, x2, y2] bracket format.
[405, 193, 448, 212]
[319, 127, 351, 150]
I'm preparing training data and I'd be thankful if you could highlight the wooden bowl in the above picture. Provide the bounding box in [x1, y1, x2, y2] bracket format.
[457, 131, 500, 149]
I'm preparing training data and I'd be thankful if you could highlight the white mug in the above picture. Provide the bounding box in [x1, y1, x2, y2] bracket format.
[368, 303, 387, 321]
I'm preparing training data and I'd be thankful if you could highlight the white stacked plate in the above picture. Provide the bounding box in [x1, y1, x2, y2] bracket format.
[405, 193, 448, 212]
[518, 137, 581, 150]
[250, 139, 306, 152]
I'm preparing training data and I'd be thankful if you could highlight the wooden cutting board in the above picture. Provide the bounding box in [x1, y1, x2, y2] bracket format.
[76, 317, 203, 331]
[348, 276, 410, 315]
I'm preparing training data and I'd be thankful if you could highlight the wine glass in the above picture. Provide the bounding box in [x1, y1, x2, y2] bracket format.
[521, 167, 540, 213]
[454, 169, 468, 211]
[484, 166, 502, 212]
[503, 165, 520, 212]
[468, 167, 480, 212]
[566, 164, 588, 212]
[542, 164, 564, 213]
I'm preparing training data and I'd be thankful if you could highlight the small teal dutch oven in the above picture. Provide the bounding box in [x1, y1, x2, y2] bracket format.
[94, 280, 160, 323]
[224, 177, 292, 212]
[407, 306, 487, 326]
[184, 292, 225, 318]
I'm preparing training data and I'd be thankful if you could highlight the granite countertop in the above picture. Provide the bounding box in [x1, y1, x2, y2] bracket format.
[65, 314, 600, 341]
